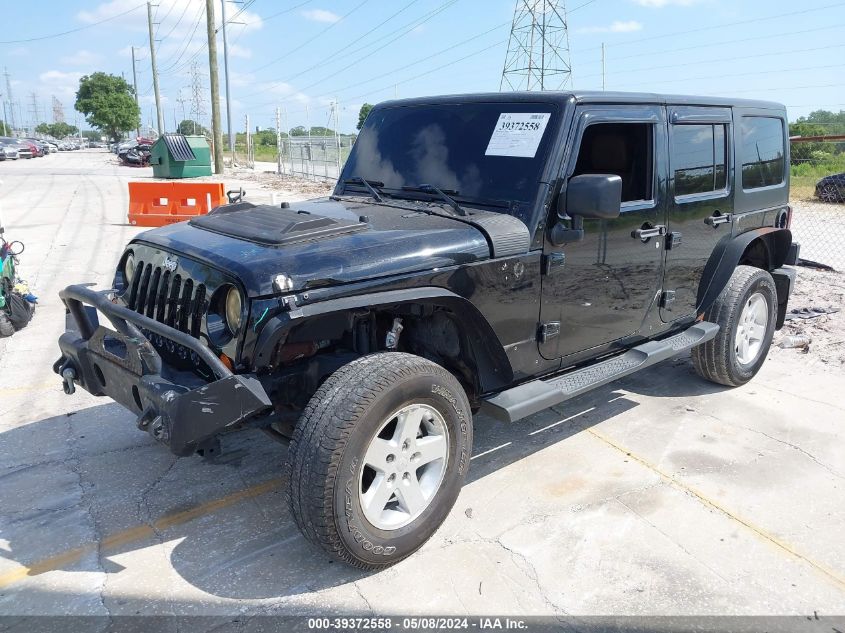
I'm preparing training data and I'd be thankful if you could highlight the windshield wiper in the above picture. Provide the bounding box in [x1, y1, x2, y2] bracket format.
[401, 184, 467, 217]
[344, 177, 387, 202]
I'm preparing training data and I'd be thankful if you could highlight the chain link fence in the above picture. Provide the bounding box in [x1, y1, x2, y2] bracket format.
[790, 138, 845, 270]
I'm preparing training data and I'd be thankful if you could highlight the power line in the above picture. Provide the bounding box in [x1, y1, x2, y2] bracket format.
[606, 22, 845, 65]
[157, 0, 194, 42]
[242, 0, 315, 27]
[269, 0, 462, 98]
[154, 0, 179, 38]
[248, 0, 376, 74]
[612, 63, 845, 90]
[301, 20, 511, 102]
[0, 2, 146, 44]
[158, 3, 207, 73]
[161, 0, 258, 77]
[578, 43, 845, 83]
[574, 1, 845, 54]
[259, 0, 425, 87]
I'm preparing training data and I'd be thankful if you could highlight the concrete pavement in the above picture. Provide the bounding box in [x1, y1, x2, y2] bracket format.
[0, 151, 843, 620]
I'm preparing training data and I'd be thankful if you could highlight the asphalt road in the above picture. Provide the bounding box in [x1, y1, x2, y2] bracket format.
[0, 151, 844, 621]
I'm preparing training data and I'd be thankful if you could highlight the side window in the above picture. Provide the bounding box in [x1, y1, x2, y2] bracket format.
[671, 124, 728, 197]
[572, 122, 653, 204]
[740, 117, 785, 189]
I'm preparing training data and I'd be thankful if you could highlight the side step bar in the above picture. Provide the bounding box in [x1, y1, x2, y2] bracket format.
[481, 321, 719, 423]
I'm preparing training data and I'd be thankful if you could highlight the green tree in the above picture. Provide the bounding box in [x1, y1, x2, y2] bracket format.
[33, 121, 79, 138]
[253, 129, 277, 146]
[309, 126, 335, 137]
[289, 125, 307, 137]
[357, 103, 373, 130]
[0, 120, 11, 135]
[176, 119, 208, 136]
[75, 72, 141, 142]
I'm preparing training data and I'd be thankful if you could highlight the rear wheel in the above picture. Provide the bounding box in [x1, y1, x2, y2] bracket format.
[692, 265, 777, 387]
[285, 352, 472, 570]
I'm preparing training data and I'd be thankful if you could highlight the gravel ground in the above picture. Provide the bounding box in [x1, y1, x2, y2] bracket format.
[771, 266, 845, 370]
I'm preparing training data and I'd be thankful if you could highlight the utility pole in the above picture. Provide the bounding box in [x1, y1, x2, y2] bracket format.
[601, 42, 606, 90]
[205, 0, 224, 174]
[332, 99, 341, 177]
[221, 0, 235, 157]
[131, 46, 141, 137]
[147, 2, 164, 134]
[275, 107, 282, 175]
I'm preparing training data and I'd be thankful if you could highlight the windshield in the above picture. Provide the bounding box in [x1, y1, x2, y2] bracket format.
[340, 102, 559, 225]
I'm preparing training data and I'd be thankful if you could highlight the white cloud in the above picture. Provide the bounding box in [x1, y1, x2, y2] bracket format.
[632, 0, 697, 7]
[577, 20, 643, 34]
[227, 44, 252, 59]
[60, 50, 101, 66]
[301, 8, 341, 23]
[77, 0, 146, 31]
[37, 70, 84, 101]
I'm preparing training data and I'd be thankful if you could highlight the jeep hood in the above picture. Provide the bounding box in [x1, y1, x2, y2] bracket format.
[132, 197, 505, 297]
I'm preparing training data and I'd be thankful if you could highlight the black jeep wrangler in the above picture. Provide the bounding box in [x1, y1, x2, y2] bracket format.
[55, 92, 798, 569]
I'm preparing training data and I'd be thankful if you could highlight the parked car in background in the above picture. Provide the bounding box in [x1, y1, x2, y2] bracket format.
[26, 139, 51, 156]
[20, 139, 42, 157]
[0, 141, 19, 160]
[815, 172, 845, 203]
[0, 138, 32, 159]
[47, 142, 59, 153]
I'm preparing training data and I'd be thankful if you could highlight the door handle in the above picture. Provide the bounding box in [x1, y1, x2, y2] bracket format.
[704, 212, 731, 227]
[631, 224, 667, 241]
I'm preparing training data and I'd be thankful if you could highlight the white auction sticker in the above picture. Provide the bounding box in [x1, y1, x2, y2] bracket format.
[484, 112, 551, 158]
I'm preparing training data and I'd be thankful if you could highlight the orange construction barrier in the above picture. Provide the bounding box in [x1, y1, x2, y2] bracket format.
[128, 182, 226, 227]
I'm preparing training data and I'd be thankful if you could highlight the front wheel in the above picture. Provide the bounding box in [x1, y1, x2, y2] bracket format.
[692, 265, 777, 387]
[285, 352, 472, 570]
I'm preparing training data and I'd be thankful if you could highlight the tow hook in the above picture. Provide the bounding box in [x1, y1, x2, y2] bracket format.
[61, 367, 77, 395]
[385, 317, 404, 350]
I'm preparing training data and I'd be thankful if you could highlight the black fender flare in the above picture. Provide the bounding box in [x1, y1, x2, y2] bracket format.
[252, 287, 514, 393]
[697, 227, 793, 314]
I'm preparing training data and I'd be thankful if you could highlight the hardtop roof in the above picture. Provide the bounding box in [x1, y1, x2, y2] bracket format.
[375, 91, 785, 112]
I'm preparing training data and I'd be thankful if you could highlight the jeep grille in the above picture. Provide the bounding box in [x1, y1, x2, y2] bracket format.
[125, 261, 207, 337]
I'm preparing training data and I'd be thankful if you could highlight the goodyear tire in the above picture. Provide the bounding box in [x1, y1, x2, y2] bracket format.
[692, 265, 777, 387]
[286, 352, 472, 570]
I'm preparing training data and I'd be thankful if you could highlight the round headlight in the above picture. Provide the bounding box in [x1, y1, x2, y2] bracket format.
[124, 252, 136, 283]
[225, 286, 242, 335]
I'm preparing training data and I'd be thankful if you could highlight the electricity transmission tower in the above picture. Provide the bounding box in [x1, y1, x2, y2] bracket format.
[4, 67, 17, 130]
[189, 61, 207, 135]
[500, 0, 573, 91]
[52, 96, 65, 123]
[28, 92, 41, 133]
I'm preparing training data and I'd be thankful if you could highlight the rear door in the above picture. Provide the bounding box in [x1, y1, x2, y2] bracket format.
[539, 104, 669, 360]
[661, 106, 733, 321]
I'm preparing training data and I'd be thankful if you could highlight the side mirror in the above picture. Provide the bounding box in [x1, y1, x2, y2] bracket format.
[560, 174, 623, 220]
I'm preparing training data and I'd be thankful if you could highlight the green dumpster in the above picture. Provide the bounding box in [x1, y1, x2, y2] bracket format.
[150, 134, 213, 178]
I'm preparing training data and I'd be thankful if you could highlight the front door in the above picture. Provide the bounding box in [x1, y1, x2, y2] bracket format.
[539, 105, 669, 360]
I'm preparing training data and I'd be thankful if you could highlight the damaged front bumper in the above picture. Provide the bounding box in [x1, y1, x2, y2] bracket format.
[54, 284, 272, 456]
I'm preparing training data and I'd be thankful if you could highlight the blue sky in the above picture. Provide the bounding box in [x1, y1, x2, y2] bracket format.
[1, 0, 844, 134]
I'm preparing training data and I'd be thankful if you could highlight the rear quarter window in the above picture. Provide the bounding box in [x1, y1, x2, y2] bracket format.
[740, 116, 785, 190]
